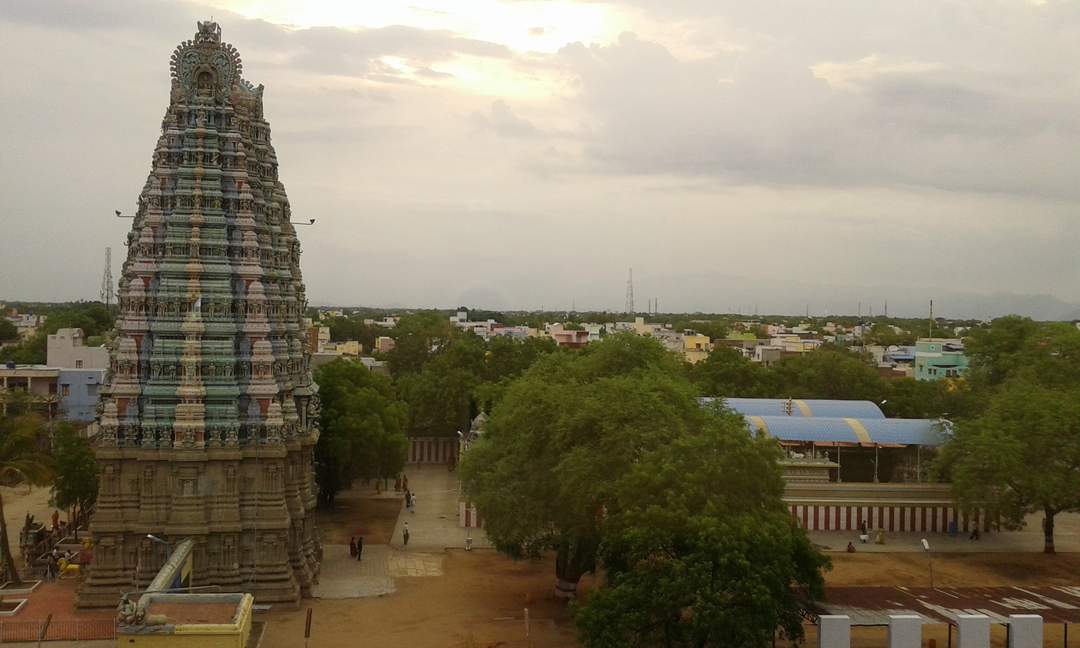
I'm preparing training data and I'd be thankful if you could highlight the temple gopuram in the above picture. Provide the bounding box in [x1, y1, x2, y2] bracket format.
[78, 21, 321, 608]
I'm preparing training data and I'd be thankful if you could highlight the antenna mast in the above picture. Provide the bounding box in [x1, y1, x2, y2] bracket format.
[100, 247, 115, 308]
[624, 268, 635, 314]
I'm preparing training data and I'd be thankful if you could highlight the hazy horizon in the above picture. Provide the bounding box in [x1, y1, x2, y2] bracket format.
[3, 1, 1079, 319]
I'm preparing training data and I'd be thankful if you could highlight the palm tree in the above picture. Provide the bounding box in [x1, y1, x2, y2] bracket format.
[0, 412, 54, 585]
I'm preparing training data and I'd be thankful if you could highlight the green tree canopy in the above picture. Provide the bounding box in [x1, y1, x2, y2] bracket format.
[0, 412, 54, 583]
[386, 313, 452, 376]
[50, 423, 98, 536]
[0, 319, 17, 342]
[576, 418, 827, 647]
[689, 346, 773, 397]
[938, 379, 1080, 553]
[771, 346, 885, 401]
[315, 360, 408, 506]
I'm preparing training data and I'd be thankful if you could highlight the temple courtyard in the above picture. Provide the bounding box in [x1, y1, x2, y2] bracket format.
[6, 476, 1080, 646]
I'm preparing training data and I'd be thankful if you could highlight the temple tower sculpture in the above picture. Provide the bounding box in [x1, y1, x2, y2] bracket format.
[78, 21, 321, 607]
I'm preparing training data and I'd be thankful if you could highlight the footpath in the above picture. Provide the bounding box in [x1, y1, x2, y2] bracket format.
[313, 466, 490, 600]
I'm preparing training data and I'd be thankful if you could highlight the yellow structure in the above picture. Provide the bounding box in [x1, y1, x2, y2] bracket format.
[682, 333, 711, 364]
[117, 593, 253, 648]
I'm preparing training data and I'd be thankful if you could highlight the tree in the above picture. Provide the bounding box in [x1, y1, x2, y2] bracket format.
[399, 335, 486, 437]
[315, 360, 408, 507]
[459, 334, 701, 598]
[50, 424, 98, 538]
[689, 346, 772, 397]
[386, 313, 451, 377]
[0, 319, 17, 342]
[939, 380, 1080, 553]
[0, 413, 54, 584]
[325, 316, 377, 349]
[964, 316, 1041, 388]
[771, 346, 885, 401]
[576, 420, 827, 647]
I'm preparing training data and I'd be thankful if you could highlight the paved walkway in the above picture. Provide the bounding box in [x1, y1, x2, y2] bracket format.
[392, 466, 492, 551]
[313, 466, 488, 600]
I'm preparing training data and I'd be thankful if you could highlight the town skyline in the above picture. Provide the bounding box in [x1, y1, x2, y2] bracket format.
[3, 1, 1080, 318]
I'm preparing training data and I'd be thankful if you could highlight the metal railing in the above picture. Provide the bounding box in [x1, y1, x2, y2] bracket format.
[0, 619, 116, 643]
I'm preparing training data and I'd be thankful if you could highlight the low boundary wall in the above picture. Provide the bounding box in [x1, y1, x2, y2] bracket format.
[784, 482, 992, 533]
[407, 436, 458, 465]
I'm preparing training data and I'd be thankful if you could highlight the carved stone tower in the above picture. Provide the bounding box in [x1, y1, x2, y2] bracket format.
[78, 21, 321, 607]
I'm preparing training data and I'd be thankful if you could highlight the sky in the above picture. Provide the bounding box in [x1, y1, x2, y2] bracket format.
[2, 0, 1080, 319]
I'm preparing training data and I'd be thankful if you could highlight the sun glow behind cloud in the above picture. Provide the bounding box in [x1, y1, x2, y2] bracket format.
[195, 0, 625, 98]
[217, 0, 621, 53]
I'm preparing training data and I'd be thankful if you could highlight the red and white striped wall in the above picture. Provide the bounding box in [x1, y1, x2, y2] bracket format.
[407, 436, 458, 464]
[459, 501, 484, 528]
[787, 503, 991, 533]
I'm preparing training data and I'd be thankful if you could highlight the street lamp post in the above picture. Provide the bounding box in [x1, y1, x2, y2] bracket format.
[922, 538, 934, 589]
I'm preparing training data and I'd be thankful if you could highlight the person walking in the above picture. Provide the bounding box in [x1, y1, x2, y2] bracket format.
[410, 493, 417, 514]
[349, 537, 357, 558]
[403, 522, 410, 548]
[356, 536, 363, 561]
[405, 489, 412, 510]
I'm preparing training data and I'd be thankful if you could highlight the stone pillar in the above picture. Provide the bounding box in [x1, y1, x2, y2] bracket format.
[818, 615, 851, 648]
[887, 614, 922, 648]
[957, 614, 990, 648]
[1008, 615, 1042, 648]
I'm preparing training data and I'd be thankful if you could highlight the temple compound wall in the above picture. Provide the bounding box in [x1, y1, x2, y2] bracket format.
[78, 21, 321, 607]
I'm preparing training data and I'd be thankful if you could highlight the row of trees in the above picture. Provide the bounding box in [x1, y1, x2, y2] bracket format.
[459, 335, 828, 647]
[312, 313, 560, 506]
[688, 343, 976, 419]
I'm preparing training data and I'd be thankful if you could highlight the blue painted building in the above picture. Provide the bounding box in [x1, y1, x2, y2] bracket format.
[57, 369, 104, 423]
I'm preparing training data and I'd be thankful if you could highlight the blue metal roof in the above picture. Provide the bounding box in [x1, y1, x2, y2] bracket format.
[747, 416, 861, 444]
[742, 415, 946, 447]
[859, 418, 947, 446]
[700, 397, 885, 419]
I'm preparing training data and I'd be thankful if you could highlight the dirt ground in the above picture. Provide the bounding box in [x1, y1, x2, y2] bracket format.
[260, 549, 584, 648]
[0, 485, 55, 560]
[316, 490, 402, 545]
[260, 547, 1080, 648]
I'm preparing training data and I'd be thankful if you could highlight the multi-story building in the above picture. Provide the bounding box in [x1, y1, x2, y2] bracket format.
[914, 338, 969, 381]
[0, 364, 59, 418]
[682, 333, 711, 364]
[47, 328, 108, 370]
[375, 336, 397, 354]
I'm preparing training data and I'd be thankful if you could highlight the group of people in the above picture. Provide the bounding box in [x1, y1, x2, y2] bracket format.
[348, 536, 364, 561]
[44, 547, 77, 580]
[404, 489, 417, 514]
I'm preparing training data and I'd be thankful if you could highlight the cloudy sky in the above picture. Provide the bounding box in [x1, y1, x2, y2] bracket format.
[2, 0, 1079, 318]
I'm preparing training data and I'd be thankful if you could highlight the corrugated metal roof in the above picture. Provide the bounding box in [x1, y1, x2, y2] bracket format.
[702, 397, 886, 419]
[744, 416, 945, 447]
[860, 418, 947, 446]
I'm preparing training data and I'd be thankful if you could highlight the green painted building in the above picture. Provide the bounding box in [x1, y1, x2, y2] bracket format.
[914, 338, 969, 381]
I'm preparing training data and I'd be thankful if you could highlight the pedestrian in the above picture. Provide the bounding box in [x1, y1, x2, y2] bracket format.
[349, 537, 357, 558]
[356, 536, 363, 561]
[970, 527, 980, 541]
[410, 493, 417, 514]
[846, 542, 856, 553]
[403, 523, 410, 547]
[405, 489, 412, 509]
